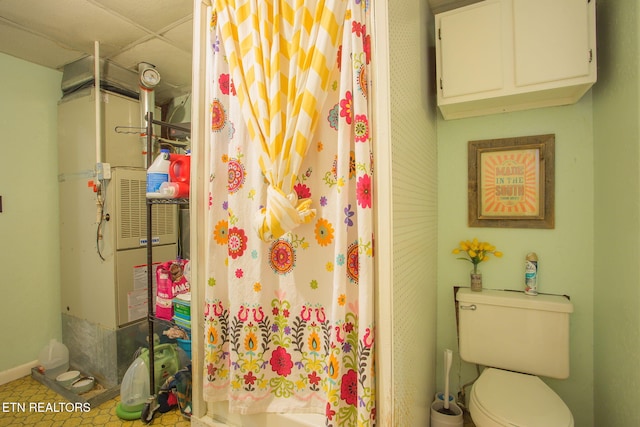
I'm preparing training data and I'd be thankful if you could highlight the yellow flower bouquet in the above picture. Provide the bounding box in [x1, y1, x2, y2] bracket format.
[452, 238, 503, 274]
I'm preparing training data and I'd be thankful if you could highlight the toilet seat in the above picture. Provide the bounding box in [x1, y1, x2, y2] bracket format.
[470, 368, 574, 427]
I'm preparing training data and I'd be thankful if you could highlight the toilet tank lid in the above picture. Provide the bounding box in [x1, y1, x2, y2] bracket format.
[456, 288, 573, 313]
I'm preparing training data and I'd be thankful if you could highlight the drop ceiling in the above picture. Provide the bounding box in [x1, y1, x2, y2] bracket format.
[0, 0, 481, 104]
[0, 0, 193, 104]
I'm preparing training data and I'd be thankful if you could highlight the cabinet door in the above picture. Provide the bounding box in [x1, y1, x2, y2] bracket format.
[439, 0, 504, 98]
[513, 0, 591, 87]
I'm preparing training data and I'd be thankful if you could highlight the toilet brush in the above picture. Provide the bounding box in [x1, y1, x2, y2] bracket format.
[437, 349, 456, 416]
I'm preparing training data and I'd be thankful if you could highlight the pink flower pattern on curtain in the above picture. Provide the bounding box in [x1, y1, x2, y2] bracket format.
[204, 1, 375, 425]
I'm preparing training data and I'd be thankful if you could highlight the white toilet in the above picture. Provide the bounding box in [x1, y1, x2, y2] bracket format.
[456, 288, 574, 427]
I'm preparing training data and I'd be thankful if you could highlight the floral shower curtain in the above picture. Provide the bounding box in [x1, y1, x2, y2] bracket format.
[203, 0, 375, 425]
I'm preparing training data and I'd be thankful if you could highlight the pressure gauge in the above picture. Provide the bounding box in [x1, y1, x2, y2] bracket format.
[140, 67, 161, 88]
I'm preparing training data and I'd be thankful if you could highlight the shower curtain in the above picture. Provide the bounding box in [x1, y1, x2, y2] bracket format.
[204, 0, 375, 425]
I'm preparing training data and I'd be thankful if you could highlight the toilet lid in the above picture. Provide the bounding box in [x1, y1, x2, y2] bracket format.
[472, 368, 574, 427]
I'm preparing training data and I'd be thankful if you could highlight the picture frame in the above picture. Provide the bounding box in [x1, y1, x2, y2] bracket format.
[468, 134, 555, 229]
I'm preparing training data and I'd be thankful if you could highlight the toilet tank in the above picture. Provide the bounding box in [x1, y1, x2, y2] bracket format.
[456, 288, 573, 379]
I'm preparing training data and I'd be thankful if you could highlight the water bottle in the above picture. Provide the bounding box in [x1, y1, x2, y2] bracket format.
[38, 339, 69, 379]
[146, 149, 170, 196]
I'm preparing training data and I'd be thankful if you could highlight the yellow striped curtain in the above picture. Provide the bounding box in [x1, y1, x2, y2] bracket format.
[216, 0, 347, 242]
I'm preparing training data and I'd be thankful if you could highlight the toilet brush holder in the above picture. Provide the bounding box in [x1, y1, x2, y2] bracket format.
[435, 392, 456, 405]
[430, 400, 463, 427]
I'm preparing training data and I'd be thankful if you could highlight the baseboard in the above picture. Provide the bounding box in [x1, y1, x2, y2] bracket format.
[0, 360, 39, 386]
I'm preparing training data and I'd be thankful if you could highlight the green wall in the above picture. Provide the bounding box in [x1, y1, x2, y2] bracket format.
[592, 0, 640, 426]
[437, 97, 595, 427]
[0, 53, 62, 373]
[436, 1, 640, 425]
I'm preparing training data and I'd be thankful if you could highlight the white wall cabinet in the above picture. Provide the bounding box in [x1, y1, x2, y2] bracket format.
[436, 0, 596, 120]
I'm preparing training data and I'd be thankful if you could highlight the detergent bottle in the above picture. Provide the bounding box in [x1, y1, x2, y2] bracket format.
[146, 149, 170, 196]
[169, 152, 190, 184]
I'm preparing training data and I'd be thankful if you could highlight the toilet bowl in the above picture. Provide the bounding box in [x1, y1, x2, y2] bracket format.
[469, 368, 574, 427]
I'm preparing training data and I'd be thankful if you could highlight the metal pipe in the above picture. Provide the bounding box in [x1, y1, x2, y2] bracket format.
[138, 63, 160, 167]
[146, 111, 155, 395]
[94, 42, 102, 164]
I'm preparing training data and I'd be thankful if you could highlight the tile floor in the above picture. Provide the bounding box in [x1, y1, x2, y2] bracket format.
[0, 375, 189, 426]
[1, 374, 477, 427]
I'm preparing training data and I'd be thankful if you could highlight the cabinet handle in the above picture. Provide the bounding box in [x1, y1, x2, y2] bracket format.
[460, 304, 476, 311]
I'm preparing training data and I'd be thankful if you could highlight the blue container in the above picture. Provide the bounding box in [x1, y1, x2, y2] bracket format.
[176, 338, 191, 359]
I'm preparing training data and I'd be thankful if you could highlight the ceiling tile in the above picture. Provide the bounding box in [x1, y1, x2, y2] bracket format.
[0, 21, 85, 69]
[161, 19, 193, 52]
[92, 0, 192, 33]
[0, 0, 148, 58]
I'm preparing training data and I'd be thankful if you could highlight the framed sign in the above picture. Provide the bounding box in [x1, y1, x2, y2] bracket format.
[468, 134, 555, 229]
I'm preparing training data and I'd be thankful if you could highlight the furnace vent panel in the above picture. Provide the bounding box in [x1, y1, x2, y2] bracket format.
[113, 167, 177, 250]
